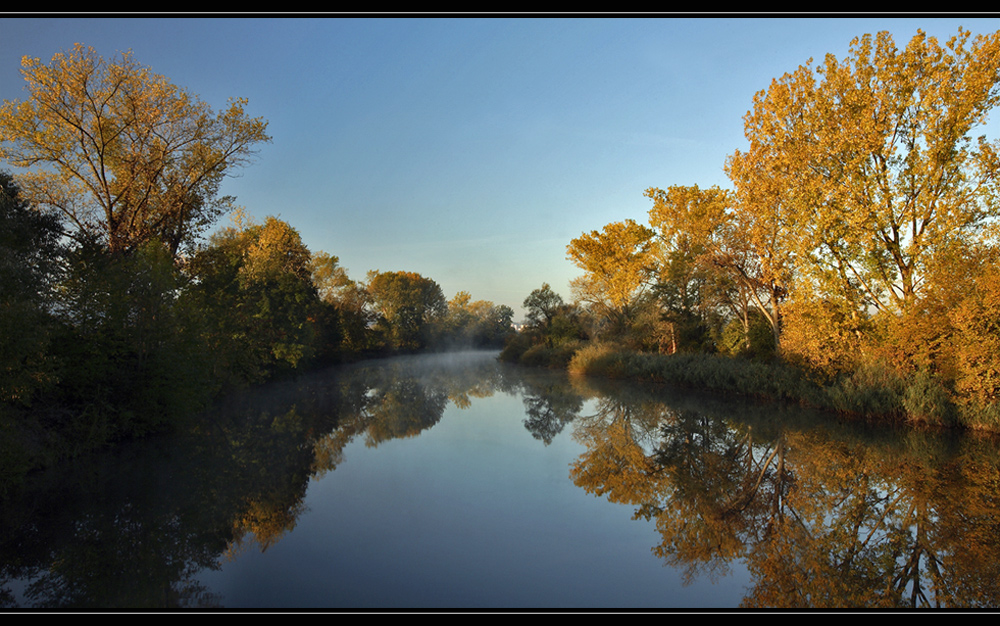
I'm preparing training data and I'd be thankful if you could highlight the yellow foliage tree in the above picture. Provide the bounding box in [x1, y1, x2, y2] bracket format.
[0, 43, 270, 256]
[731, 28, 1000, 318]
[949, 260, 1000, 422]
[566, 218, 656, 330]
[647, 184, 792, 352]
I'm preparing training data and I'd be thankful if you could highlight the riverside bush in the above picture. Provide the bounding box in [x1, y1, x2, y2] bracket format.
[567, 342, 621, 377]
[516, 341, 584, 369]
[567, 343, 818, 405]
[903, 369, 956, 428]
[955, 398, 1000, 431]
[504, 312, 1000, 430]
[552, 340, 979, 428]
[824, 362, 907, 420]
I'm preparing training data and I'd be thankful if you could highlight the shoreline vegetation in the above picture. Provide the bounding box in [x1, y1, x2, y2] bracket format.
[5, 28, 1000, 491]
[499, 339, 984, 433]
[498, 27, 1000, 438]
[0, 45, 518, 492]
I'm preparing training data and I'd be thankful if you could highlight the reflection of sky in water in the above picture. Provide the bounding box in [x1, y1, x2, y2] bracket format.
[11, 349, 982, 608]
[196, 366, 750, 609]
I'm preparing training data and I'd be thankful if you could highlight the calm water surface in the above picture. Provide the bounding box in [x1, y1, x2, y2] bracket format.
[3, 351, 999, 609]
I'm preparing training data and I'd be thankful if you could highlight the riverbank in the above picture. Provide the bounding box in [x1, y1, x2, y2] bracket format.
[500, 340, 1000, 433]
[0, 345, 510, 499]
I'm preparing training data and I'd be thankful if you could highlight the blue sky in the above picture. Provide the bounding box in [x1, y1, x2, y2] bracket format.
[2, 15, 998, 318]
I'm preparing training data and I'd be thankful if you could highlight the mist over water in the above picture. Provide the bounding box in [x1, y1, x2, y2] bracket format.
[2, 350, 997, 609]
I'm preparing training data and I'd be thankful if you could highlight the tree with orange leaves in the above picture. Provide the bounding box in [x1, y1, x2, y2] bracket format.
[0, 43, 270, 256]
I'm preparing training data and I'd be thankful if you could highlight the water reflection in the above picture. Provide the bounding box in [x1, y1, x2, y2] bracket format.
[3, 351, 1000, 608]
[569, 375, 1000, 608]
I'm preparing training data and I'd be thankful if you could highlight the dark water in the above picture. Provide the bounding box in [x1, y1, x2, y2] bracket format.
[3, 350, 1000, 609]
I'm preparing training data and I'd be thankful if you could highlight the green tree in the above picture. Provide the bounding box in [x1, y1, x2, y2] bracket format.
[523, 283, 564, 331]
[366, 270, 447, 352]
[51, 237, 211, 442]
[0, 171, 64, 405]
[185, 214, 320, 386]
[0, 43, 270, 257]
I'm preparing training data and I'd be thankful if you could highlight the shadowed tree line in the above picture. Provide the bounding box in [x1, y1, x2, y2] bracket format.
[0, 45, 513, 486]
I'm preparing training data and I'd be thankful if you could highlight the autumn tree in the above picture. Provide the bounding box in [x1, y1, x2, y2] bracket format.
[366, 270, 447, 352]
[566, 219, 656, 337]
[646, 184, 785, 354]
[308, 251, 370, 358]
[309, 251, 355, 306]
[470, 300, 516, 348]
[646, 185, 731, 353]
[0, 43, 270, 256]
[185, 214, 320, 385]
[714, 176, 796, 353]
[438, 291, 514, 349]
[440, 290, 478, 346]
[946, 253, 1000, 425]
[731, 28, 1000, 321]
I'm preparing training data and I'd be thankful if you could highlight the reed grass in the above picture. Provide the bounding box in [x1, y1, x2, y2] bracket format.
[556, 340, 994, 431]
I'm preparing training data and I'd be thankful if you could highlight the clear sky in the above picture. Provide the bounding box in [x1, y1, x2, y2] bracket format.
[2, 15, 998, 319]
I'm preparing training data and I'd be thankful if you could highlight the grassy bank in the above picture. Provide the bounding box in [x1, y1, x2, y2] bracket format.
[502, 339, 999, 432]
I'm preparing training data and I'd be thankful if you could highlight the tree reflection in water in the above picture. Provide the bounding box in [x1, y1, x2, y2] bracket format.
[567, 375, 1000, 608]
[3, 351, 1000, 608]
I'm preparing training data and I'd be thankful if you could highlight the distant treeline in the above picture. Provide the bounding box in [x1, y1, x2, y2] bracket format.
[0, 45, 515, 484]
[0, 169, 514, 486]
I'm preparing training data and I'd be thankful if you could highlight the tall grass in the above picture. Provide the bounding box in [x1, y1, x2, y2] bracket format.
[499, 333, 585, 370]
[561, 341, 988, 431]
[568, 342, 817, 404]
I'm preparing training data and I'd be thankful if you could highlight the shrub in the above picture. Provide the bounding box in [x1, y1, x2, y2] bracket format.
[902, 369, 956, 428]
[824, 362, 907, 420]
[568, 342, 620, 377]
[499, 331, 535, 363]
[517, 341, 583, 369]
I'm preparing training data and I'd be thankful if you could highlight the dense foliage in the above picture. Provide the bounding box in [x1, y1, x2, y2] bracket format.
[503, 27, 1000, 431]
[6, 26, 1000, 488]
[0, 165, 514, 485]
[0, 46, 514, 487]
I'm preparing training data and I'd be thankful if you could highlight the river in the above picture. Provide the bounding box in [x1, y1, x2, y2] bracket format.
[2, 350, 998, 609]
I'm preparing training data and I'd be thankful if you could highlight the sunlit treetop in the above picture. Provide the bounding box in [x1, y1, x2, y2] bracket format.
[726, 27, 1000, 314]
[0, 43, 271, 256]
[566, 219, 656, 314]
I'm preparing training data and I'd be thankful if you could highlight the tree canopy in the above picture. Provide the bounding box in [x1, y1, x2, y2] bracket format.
[728, 28, 1000, 316]
[537, 27, 1000, 427]
[523, 283, 565, 330]
[0, 43, 270, 256]
[566, 219, 656, 326]
[366, 270, 447, 352]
